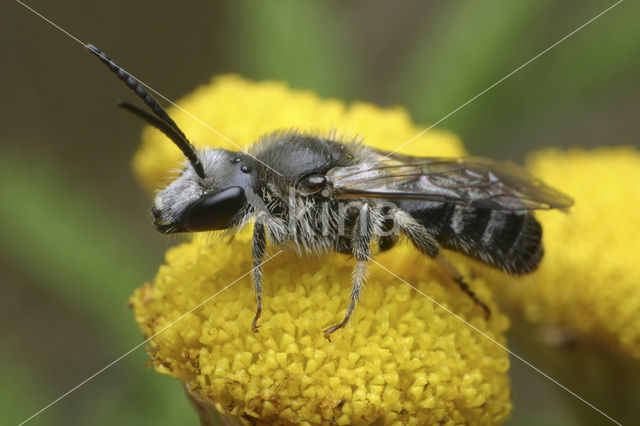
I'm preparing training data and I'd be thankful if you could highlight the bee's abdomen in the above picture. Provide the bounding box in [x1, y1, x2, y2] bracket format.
[410, 203, 543, 274]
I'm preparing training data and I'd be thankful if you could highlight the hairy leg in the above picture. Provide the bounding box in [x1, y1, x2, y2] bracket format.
[324, 204, 373, 340]
[251, 220, 267, 332]
[435, 253, 490, 318]
[395, 210, 490, 318]
[395, 210, 439, 257]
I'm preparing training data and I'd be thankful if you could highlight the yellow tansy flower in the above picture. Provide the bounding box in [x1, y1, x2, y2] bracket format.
[129, 75, 513, 424]
[491, 147, 640, 359]
[131, 238, 512, 425]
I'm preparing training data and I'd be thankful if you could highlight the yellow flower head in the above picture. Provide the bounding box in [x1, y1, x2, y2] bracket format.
[492, 147, 640, 359]
[129, 75, 513, 424]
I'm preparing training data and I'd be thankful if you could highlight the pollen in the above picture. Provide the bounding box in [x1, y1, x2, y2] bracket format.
[130, 235, 512, 425]
[491, 147, 640, 359]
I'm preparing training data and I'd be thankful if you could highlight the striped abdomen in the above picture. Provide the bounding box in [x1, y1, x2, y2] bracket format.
[405, 201, 543, 274]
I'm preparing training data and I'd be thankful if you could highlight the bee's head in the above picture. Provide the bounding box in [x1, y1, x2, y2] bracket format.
[152, 149, 254, 234]
[87, 44, 253, 234]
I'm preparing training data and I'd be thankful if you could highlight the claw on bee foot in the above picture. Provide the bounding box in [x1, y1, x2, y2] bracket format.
[251, 305, 262, 333]
[481, 302, 491, 320]
[324, 300, 355, 341]
[323, 321, 346, 341]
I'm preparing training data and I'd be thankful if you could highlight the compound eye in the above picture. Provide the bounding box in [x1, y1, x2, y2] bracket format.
[298, 175, 327, 194]
[181, 186, 246, 231]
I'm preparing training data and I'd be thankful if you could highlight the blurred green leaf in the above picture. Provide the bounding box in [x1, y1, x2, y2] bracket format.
[0, 152, 150, 340]
[228, 0, 356, 99]
[463, 1, 640, 154]
[0, 347, 61, 426]
[514, 1, 640, 110]
[398, 1, 638, 153]
[398, 0, 552, 130]
[0, 151, 196, 425]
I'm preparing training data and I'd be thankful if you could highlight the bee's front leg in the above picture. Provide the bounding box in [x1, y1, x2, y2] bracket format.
[251, 220, 267, 332]
[324, 204, 372, 341]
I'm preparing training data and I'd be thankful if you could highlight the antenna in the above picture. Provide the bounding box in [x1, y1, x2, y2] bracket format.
[87, 44, 206, 179]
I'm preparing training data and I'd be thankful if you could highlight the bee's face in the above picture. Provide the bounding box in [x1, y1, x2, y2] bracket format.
[152, 149, 249, 233]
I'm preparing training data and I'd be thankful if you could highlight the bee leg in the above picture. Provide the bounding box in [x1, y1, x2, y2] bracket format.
[435, 254, 491, 319]
[323, 262, 367, 341]
[324, 205, 372, 341]
[395, 211, 439, 258]
[251, 221, 267, 332]
[395, 211, 490, 318]
[453, 276, 491, 319]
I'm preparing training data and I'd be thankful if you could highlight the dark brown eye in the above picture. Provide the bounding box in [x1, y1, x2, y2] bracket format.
[299, 175, 327, 194]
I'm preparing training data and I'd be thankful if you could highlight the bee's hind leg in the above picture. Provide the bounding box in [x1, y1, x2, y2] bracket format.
[251, 221, 267, 332]
[395, 210, 490, 319]
[435, 254, 491, 319]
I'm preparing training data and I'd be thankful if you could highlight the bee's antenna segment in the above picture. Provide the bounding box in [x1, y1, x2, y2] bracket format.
[87, 44, 206, 179]
[118, 102, 206, 178]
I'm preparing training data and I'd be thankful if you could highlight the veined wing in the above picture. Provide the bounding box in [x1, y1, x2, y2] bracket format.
[326, 150, 574, 210]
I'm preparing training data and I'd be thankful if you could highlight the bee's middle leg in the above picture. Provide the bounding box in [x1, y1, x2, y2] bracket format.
[324, 205, 372, 341]
[323, 261, 367, 340]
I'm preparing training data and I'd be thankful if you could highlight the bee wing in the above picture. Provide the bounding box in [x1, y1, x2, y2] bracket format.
[326, 150, 574, 210]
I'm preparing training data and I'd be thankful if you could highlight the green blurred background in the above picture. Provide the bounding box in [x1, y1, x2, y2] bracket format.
[1, 0, 639, 425]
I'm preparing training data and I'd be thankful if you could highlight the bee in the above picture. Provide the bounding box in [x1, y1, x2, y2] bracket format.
[88, 45, 573, 339]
